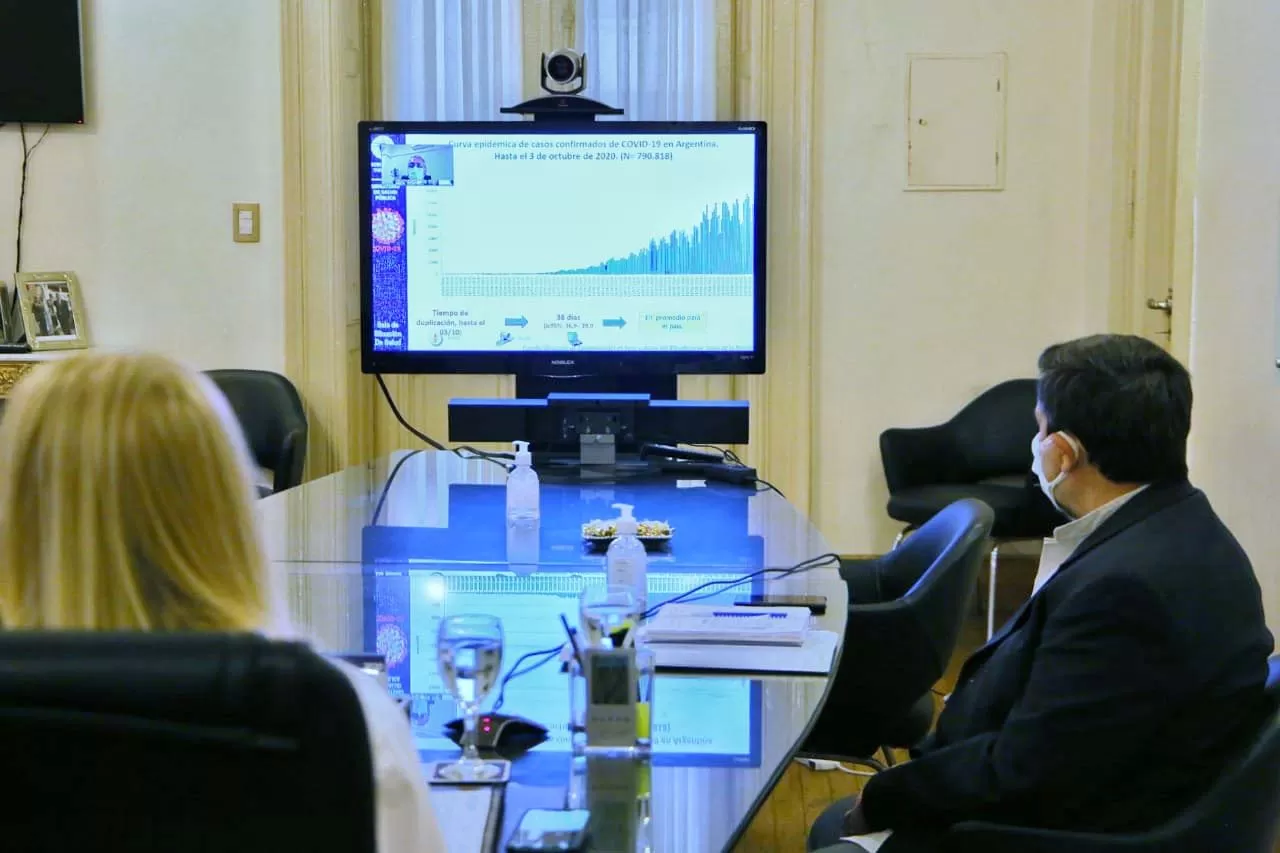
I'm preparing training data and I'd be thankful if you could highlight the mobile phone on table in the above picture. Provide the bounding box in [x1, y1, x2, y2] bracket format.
[507, 808, 590, 852]
[735, 594, 827, 615]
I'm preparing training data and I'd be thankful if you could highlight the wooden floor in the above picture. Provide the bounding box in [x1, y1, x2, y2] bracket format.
[733, 555, 1037, 853]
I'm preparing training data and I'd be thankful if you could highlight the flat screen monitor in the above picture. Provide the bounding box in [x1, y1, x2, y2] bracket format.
[359, 120, 767, 380]
[0, 0, 85, 124]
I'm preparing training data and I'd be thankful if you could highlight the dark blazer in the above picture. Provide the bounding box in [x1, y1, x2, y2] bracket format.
[861, 479, 1275, 843]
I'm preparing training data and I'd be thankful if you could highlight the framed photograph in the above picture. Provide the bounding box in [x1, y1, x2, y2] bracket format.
[15, 272, 87, 351]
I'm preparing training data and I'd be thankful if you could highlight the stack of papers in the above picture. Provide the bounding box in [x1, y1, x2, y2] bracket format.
[644, 604, 810, 646]
[651, 630, 839, 674]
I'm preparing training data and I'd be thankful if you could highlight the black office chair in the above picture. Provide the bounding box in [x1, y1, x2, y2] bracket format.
[944, 655, 1280, 852]
[206, 369, 308, 496]
[801, 499, 994, 764]
[808, 657, 1280, 853]
[0, 632, 376, 853]
[880, 378, 1058, 638]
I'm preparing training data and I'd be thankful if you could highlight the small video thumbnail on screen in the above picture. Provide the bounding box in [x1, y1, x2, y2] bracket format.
[379, 143, 456, 188]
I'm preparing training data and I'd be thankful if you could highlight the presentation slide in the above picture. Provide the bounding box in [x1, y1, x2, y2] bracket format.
[370, 570, 759, 765]
[367, 129, 758, 354]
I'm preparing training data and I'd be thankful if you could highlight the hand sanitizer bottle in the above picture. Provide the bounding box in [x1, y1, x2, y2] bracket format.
[505, 440, 539, 528]
[606, 503, 647, 616]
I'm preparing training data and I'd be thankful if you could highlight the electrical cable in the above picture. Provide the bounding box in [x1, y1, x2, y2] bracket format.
[836, 763, 878, 777]
[641, 552, 841, 619]
[490, 644, 563, 712]
[369, 448, 425, 525]
[374, 373, 512, 472]
[649, 439, 779, 495]
[793, 757, 877, 777]
[687, 443, 744, 465]
[13, 123, 51, 297]
[756, 478, 786, 499]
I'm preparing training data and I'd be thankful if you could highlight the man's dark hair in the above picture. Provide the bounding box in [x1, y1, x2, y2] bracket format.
[1037, 334, 1191, 483]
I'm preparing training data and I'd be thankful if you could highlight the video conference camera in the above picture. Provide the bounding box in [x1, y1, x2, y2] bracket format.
[502, 49, 622, 123]
[542, 49, 586, 95]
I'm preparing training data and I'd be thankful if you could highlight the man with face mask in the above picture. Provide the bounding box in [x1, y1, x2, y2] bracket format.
[812, 334, 1274, 853]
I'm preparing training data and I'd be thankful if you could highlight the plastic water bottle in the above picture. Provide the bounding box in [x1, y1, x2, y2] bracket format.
[606, 503, 648, 616]
[505, 440, 540, 527]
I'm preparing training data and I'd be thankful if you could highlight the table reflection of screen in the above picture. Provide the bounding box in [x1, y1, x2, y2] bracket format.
[367, 569, 762, 767]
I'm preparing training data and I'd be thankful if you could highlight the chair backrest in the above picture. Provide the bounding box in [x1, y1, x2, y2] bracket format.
[946, 378, 1039, 480]
[835, 499, 995, 719]
[0, 632, 376, 853]
[879, 379, 1039, 493]
[206, 369, 308, 492]
[1134, 658, 1280, 851]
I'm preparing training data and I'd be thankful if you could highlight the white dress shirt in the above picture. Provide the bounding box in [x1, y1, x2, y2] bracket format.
[841, 485, 1148, 851]
[1032, 485, 1148, 594]
[841, 828, 894, 851]
[334, 660, 447, 852]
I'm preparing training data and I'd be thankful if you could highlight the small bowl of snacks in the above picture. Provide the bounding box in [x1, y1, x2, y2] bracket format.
[582, 519, 674, 550]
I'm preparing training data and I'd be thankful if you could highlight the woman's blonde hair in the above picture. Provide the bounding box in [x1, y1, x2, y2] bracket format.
[0, 351, 274, 631]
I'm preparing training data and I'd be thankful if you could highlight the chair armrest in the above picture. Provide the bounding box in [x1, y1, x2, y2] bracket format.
[946, 821, 1142, 853]
[273, 427, 308, 493]
[879, 424, 955, 493]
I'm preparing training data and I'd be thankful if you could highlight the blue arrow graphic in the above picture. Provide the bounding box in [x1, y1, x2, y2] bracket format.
[602, 317, 626, 329]
[504, 316, 528, 328]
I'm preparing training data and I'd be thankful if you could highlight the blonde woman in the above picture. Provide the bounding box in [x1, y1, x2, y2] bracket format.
[0, 352, 445, 853]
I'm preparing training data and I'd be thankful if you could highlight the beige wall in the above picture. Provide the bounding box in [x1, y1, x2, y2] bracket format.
[1186, 0, 1280, 628]
[811, 0, 1114, 553]
[0, 0, 284, 370]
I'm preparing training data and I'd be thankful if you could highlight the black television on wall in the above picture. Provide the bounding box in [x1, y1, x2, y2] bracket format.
[0, 0, 85, 124]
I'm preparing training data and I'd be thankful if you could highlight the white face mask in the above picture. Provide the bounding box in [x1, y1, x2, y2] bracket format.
[1031, 432, 1081, 517]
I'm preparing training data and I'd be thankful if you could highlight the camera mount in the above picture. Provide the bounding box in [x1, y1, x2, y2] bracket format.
[501, 50, 623, 123]
[499, 94, 623, 123]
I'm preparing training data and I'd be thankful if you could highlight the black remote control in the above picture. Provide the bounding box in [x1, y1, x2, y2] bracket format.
[639, 442, 727, 464]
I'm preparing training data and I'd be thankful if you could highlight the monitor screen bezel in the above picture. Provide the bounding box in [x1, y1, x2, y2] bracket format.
[0, 0, 86, 125]
[358, 119, 767, 378]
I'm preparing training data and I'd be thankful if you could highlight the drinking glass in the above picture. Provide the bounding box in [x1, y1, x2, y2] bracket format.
[579, 584, 639, 649]
[436, 614, 504, 781]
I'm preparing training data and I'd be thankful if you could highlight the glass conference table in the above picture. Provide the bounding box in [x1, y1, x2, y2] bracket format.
[259, 451, 848, 852]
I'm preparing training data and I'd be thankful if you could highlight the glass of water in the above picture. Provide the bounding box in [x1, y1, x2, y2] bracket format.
[436, 614, 504, 781]
[579, 584, 639, 649]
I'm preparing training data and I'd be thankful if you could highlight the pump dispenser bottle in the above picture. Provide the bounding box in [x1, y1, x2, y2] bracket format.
[505, 440, 540, 526]
[606, 503, 647, 615]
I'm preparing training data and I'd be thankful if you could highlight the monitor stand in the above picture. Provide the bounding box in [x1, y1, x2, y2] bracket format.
[514, 373, 678, 401]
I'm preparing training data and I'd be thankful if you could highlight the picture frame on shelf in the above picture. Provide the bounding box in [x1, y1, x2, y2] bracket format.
[15, 272, 87, 352]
